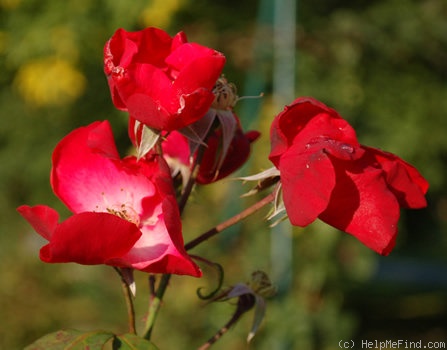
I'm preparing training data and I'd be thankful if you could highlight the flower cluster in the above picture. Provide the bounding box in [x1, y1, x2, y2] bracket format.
[18, 27, 263, 276]
[18, 26, 428, 275]
[17, 26, 429, 347]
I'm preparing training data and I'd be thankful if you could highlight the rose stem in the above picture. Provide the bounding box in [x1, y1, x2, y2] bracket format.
[143, 145, 205, 340]
[113, 267, 136, 335]
[197, 301, 247, 350]
[185, 191, 275, 251]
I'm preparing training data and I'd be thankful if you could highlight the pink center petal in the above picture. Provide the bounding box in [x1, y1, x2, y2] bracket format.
[51, 121, 156, 217]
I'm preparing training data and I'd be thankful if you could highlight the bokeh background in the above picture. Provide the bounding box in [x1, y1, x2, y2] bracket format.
[1, 0, 446, 349]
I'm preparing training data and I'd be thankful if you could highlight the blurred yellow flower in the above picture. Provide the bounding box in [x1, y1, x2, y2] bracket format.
[14, 57, 86, 107]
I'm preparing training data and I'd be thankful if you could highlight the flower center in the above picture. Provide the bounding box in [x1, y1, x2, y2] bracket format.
[96, 190, 140, 226]
[106, 204, 140, 226]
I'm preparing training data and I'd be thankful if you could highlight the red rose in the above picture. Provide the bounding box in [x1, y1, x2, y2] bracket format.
[104, 27, 225, 131]
[18, 121, 200, 276]
[269, 97, 428, 255]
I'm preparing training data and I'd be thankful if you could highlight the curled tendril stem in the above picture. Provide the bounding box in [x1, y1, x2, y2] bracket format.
[189, 255, 224, 300]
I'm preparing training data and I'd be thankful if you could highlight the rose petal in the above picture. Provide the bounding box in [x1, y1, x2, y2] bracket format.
[363, 146, 429, 208]
[279, 146, 336, 226]
[109, 157, 201, 276]
[51, 121, 156, 215]
[270, 97, 360, 167]
[39, 212, 142, 264]
[319, 158, 400, 255]
[162, 131, 191, 166]
[17, 205, 59, 240]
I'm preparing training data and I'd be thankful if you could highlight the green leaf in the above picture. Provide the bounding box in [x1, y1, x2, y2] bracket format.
[111, 333, 159, 350]
[24, 329, 158, 350]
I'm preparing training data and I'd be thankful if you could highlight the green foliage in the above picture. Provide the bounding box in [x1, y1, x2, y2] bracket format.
[25, 329, 158, 350]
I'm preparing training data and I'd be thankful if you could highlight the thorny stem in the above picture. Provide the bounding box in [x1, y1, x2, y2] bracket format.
[113, 267, 136, 335]
[185, 191, 276, 251]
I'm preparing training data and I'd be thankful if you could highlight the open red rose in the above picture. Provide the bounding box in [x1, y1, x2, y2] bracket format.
[104, 27, 225, 131]
[269, 97, 428, 255]
[18, 121, 200, 276]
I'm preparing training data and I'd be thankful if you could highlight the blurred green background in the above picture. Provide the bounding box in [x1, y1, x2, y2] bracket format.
[1, 0, 446, 349]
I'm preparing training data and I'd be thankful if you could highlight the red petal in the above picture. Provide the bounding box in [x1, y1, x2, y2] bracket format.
[280, 146, 336, 226]
[40, 212, 141, 265]
[113, 198, 201, 276]
[363, 146, 428, 208]
[162, 131, 190, 166]
[172, 49, 226, 96]
[86, 120, 120, 159]
[171, 31, 188, 50]
[105, 27, 172, 72]
[109, 156, 201, 276]
[319, 158, 400, 255]
[126, 92, 171, 130]
[132, 27, 173, 66]
[270, 97, 359, 167]
[51, 121, 156, 216]
[17, 205, 59, 240]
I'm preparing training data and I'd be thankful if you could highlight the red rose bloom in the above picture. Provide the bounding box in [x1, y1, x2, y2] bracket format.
[18, 121, 200, 276]
[269, 97, 428, 255]
[104, 27, 226, 131]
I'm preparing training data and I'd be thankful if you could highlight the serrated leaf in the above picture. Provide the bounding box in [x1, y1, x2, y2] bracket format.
[25, 329, 158, 350]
